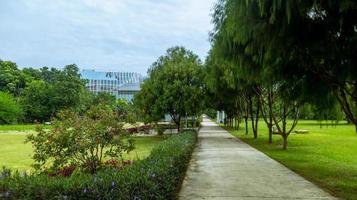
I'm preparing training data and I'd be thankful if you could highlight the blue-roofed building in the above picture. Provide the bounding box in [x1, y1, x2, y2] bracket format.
[80, 69, 144, 102]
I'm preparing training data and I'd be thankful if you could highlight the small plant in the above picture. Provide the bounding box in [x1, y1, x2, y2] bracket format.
[26, 104, 134, 174]
[156, 124, 166, 136]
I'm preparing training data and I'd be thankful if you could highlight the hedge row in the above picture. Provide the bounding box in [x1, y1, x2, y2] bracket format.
[0, 130, 197, 200]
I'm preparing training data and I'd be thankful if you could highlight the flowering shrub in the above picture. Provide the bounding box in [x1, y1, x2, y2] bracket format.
[0, 130, 197, 200]
[26, 104, 134, 174]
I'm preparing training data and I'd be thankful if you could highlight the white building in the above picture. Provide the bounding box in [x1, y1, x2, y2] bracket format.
[80, 69, 144, 102]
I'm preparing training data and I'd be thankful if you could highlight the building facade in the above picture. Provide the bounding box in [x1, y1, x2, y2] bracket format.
[80, 69, 144, 102]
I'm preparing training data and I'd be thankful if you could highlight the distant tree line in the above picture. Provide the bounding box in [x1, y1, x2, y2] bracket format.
[0, 60, 98, 124]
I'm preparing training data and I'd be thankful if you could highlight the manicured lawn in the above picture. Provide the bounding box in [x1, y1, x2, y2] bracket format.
[0, 131, 166, 172]
[225, 120, 357, 200]
[0, 124, 39, 131]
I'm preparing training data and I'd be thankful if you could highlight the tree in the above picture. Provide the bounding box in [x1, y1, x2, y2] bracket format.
[0, 92, 22, 124]
[210, 0, 309, 148]
[135, 46, 204, 131]
[213, 0, 357, 133]
[21, 80, 52, 122]
[92, 92, 116, 107]
[49, 64, 86, 114]
[0, 60, 29, 96]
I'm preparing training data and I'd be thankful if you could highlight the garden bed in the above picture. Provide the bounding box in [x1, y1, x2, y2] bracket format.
[0, 130, 197, 200]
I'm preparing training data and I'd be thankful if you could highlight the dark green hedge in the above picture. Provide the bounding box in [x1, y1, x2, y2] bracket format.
[0, 130, 197, 200]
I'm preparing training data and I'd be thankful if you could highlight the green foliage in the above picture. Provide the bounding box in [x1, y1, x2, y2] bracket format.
[48, 65, 86, 113]
[20, 80, 51, 122]
[204, 109, 217, 120]
[0, 130, 197, 200]
[92, 92, 116, 107]
[0, 61, 29, 96]
[210, 0, 357, 132]
[0, 61, 87, 123]
[26, 105, 133, 173]
[116, 99, 130, 119]
[0, 92, 22, 124]
[135, 46, 205, 130]
[21, 65, 87, 121]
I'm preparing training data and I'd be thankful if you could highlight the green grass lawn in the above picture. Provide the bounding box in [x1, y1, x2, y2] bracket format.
[0, 124, 39, 131]
[224, 120, 357, 200]
[0, 131, 166, 172]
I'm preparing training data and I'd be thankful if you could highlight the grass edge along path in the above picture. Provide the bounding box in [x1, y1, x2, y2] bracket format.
[223, 121, 357, 200]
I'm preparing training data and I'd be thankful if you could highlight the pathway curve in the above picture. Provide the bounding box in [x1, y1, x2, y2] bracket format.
[179, 116, 337, 200]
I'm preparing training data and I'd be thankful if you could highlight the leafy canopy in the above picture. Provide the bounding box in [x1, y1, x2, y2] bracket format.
[135, 46, 204, 129]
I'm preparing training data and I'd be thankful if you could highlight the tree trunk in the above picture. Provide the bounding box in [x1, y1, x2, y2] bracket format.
[268, 124, 273, 144]
[282, 135, 288, 150]
[249, 97, 259, 139]
[177, 116, 181, 133]
[254, 103, 259, 139]
[244, 116, 248, 135]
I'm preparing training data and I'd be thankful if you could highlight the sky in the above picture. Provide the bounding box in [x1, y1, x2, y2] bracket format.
[0, 0, 215, 75]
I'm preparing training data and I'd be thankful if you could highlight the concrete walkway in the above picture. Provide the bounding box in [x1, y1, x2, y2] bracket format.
[179, 116, 337, 200]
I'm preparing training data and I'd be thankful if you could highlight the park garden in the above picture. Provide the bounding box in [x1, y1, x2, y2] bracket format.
[0, 47, 204, 199]
[0, 0, 357, 199]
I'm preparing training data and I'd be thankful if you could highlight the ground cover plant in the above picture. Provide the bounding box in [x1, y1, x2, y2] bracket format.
[225, 120, 357, 200]
[0, 130, 197, 200]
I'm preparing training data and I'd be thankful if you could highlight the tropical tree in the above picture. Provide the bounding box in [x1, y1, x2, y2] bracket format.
[212, 0, 357, 133]
[135, 46, 205, 131]
[210, 0, 310, 148]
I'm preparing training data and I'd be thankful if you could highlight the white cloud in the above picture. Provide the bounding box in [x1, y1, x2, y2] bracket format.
[0, 0, 215, 74]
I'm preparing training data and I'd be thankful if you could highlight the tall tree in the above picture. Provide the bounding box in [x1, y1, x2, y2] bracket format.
[210, 0, 310, 148]
[212, 0, 357, 133]
[134, 46, 204, 131]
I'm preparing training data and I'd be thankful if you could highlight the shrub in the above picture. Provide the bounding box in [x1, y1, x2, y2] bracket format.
[26, 104, 134, 174]
[0, 130, 197, 200]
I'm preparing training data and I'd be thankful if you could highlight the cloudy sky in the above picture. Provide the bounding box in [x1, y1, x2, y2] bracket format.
[0, 0, 215, 74]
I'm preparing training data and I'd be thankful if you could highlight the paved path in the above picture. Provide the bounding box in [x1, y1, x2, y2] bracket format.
[179, 116, 337, 200]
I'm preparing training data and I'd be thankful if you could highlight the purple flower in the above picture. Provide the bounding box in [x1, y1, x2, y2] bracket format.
[111, 181, 116, 188]
[83, 188, 88, 193]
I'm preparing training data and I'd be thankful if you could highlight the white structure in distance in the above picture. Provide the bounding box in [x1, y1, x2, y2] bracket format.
[80, 69, 144, 102]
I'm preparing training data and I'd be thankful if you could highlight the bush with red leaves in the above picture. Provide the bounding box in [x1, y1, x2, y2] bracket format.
[104, 159, 134, 169]
[48, 165, 76, 177]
